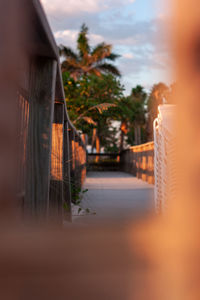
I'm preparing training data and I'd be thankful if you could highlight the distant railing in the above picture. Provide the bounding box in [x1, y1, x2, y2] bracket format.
[120, 142, 154, 184]
[87, 153, 120, 171]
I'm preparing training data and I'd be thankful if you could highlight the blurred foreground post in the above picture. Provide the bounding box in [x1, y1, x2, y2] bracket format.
[0, 0, 23, 221]
[155, 1, 200, 299]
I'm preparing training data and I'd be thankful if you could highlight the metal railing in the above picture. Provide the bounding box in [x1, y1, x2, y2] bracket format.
[120, 142, 154, 184]
[87, 153, 120, 171]
[15, 0, 86, 221]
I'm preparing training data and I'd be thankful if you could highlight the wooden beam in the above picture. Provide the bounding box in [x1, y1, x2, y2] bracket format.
[31, 0, 59, 59]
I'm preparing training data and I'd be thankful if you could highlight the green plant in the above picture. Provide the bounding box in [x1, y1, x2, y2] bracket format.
[70, 181, 88, 205]
[63, 202, 70, 212]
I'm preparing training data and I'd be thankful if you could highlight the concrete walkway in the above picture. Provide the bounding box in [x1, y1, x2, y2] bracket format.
[73, 172, 154, 224]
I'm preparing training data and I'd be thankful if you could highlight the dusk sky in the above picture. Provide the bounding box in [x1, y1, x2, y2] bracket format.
[41, 0, 171, 94]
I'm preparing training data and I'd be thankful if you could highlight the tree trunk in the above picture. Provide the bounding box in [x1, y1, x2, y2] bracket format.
[95, 135, 100, 163]
[120, 121, 127, 151]
[81, 133, 86, 145]
[120, 129, 124, 152]
[137, 126, 141, 145]
[134, 126, 138, 145]
[91, 128, 96, 153]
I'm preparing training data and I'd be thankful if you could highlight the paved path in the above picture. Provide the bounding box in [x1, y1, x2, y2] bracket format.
[73, 172, 154, 224]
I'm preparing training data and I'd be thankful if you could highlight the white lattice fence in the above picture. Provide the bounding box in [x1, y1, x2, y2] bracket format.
[154, 105, 176, 213]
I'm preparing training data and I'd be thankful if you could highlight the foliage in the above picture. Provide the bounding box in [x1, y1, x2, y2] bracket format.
[129, 85, 147, 125]
[70, 181, 88, 205]
[147, 82, 169, 116]
[66, 183, 94, 216]
[60, 23, 174, 149]
[63, 72, 124, 148]
[60, 24, 120, 80]
[74, 103, 117, 125]
[115, 85, 147, 149]
[103, 127, 119, 153]
[60, 24, 124, 152]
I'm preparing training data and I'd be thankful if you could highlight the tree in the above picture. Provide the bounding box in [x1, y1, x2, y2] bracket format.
[147, 82, 169, 140]
[129, 85, 147, 145]
[115, 85, 147, 150]
[59, 24, 120, 80]
[63, 73, 124, 152]
[60, 24, 121, 155]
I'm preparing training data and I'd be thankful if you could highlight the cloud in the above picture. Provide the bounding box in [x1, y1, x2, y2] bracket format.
[41, 0, 100, 15]
[55, 30, 78, 46]
[54, 17, 171, 92]
[41, 0, 135, 17]
[55, 29, 104, 47]
[123, 53, 134, 59]
[40, 0, 171, 93]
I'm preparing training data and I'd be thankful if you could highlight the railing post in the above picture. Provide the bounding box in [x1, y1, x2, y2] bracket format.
[75, 135, 81, 190]
[68, 128, 76, 202]
[95, 136, 100, 163]
[63, 121, 72, 220]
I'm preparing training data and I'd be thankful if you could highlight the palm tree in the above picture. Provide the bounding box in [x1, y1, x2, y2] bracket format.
[59, 24, 121, 80]
[130, 85, 147, 145]
[117, 86, 147, 150]
[60, 24, 121, 155]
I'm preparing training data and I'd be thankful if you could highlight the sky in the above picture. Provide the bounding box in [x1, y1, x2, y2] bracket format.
[41, 0, 172, 94]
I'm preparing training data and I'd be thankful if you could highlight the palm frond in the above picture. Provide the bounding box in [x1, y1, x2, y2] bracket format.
[97, 63, 121, 76]
[88, 68, 102, 77]
[61, 61, 77, 72]
[61, 59, 83, 80]
[92, 43, 111, 61]
[89, 103, 117, 114]
[59, 45, 78, 60]
[106, 53, 121, 61]
[77, 23, 90, 57]
[81, 116, 97, 126]
[92, 43, 105, 55]
[74, 112, 97, 126]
